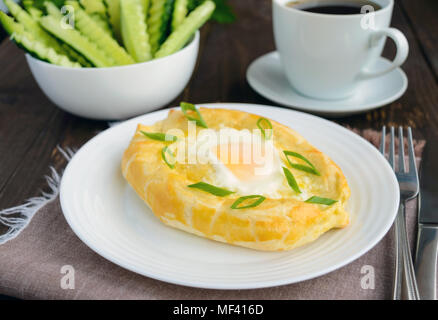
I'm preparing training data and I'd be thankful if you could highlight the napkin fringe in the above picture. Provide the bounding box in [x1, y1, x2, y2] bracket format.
[0, 146, 75, 245]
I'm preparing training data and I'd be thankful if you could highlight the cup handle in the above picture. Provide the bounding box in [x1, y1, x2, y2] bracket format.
[359, 27, 409, 79]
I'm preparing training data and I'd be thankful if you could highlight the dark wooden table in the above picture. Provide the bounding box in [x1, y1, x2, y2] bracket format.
[0, 0, 437, 299]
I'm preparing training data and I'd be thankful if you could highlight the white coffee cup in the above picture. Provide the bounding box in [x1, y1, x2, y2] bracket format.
[273, 0, 408, 100]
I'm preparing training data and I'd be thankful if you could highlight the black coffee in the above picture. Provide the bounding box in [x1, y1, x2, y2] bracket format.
[286, 0, 382, 15]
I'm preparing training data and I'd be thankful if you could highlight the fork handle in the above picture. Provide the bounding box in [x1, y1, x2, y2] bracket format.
[415, 224, 438, 300]
[393, 212, 403, 299]
[399, 203, 420, 299]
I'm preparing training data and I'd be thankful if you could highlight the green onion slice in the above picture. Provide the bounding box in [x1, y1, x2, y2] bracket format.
[180, 102, 208, 128]
[305, 196, 337, 205]
[284, 151, 320, 176]
[161, 146, 176, 169]
[283, 167, 301, 193]
[231, 195, 266, 209]
[141, 131, 178, 142]
[256, 117, 273, 140]
[188, 182, 234, 197]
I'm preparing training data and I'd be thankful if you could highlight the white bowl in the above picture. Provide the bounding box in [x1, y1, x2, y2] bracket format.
[26, 31, 199, 120]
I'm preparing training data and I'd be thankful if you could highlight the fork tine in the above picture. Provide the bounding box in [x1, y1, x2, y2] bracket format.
[407, 127, 417, 174]
[398, 127, 406, 173]
[380, 126, 386, 155]
[389, 127, 395, 169]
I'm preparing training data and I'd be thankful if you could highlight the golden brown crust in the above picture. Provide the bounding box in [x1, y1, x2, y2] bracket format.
[122, 108, 350, 251]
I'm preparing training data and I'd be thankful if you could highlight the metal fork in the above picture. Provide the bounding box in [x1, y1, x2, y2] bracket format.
[380, 126, 420, 300]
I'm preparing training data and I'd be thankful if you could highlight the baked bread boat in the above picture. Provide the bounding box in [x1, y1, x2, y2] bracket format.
[122, 105, 350, 251]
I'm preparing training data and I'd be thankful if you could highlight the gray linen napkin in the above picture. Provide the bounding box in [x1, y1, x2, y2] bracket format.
[0, 130, 429, 299]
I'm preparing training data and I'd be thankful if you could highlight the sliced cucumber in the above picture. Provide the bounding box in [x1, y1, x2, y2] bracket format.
[171, 0, 188, 30]
[0, 12, 80, 68]
[80, 0, 107, 14]
[60, 42, 94, 67]
[44, 1, 63, 19]
[105, 0, 121, 42]
[163, 0, 175, 37]
[120, 0, 152, 62]
[65, 1, 134, 65]
[79, 0, 112, 36]
[4, 0, 65, 54]
[187, 0, 198, 11]
[90, 13, 113, 35]
[40, 15, 115, 67]
[0, 10, 25, 35]
[27, 7, 43, 20]
[22, 0, 35, 11]
[155, 0, 214, 58]
[147, 0, 175, 54]
[140, 0, 150, 16]
[14, 33, 82, 68]
[44, 1, 97, 67]
[22, 0, 43, 20]
[22, 0, 33, 10]
[4, 0, 38, 28]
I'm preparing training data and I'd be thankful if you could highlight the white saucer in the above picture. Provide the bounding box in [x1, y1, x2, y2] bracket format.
[247, 52, 408, 117]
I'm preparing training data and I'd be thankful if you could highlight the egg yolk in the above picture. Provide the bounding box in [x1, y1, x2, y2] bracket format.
[212, 142, 271, 182]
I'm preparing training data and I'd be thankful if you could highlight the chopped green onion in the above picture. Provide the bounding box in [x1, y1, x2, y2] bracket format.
[256, 117, 273, 140]
[141, 131, 178, 142]
[180, 102, 208, 128]
[305, 196, 337, 205]
[284, 151, 320, 176]
[231, 195, 266, 209]
[188, 182, 234, 197]
[283, 167, 301, 193]
[161, 146, 176, 169]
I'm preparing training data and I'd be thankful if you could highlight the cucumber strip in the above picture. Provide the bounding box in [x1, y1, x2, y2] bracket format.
[80, 0, 107, 14]
[155, 0, 214, 58]
[147, 0, 175, 54]
[171, 0, 188, 30]
[22, 0, 33, 10]
[105, 0, 121, 42]
[89, 13, 113, 36]
[22, 0, 35, 12]
[27, 7, 43, 20]
[65, 1, 134, 65]
[80, 0, 112, 36]
[44, 2, 94, 67]
[23, 0, 43, 20]
[120, 0, 152, 62]
[60, 42, 94, 67]
[4, 0, 39, 29]
[44, 1, 63, 19]
[13, 32, 82, 68]
[140, 0, 150, 16]
[4, 0, 65, 54]
[162, 0, 175, 39]
[187, 0, 198, 11]
[40, 15, 115, 67]
[0, 10, 25, 35]
[0, 12, 80, 68]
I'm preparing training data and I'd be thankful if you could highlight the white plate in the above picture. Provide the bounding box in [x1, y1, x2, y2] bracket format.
[247, 52, 408, 117]
[60, 103, 399, 289]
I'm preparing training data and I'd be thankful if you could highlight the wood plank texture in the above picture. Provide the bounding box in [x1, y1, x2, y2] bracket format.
[400, 0, 438, 81]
